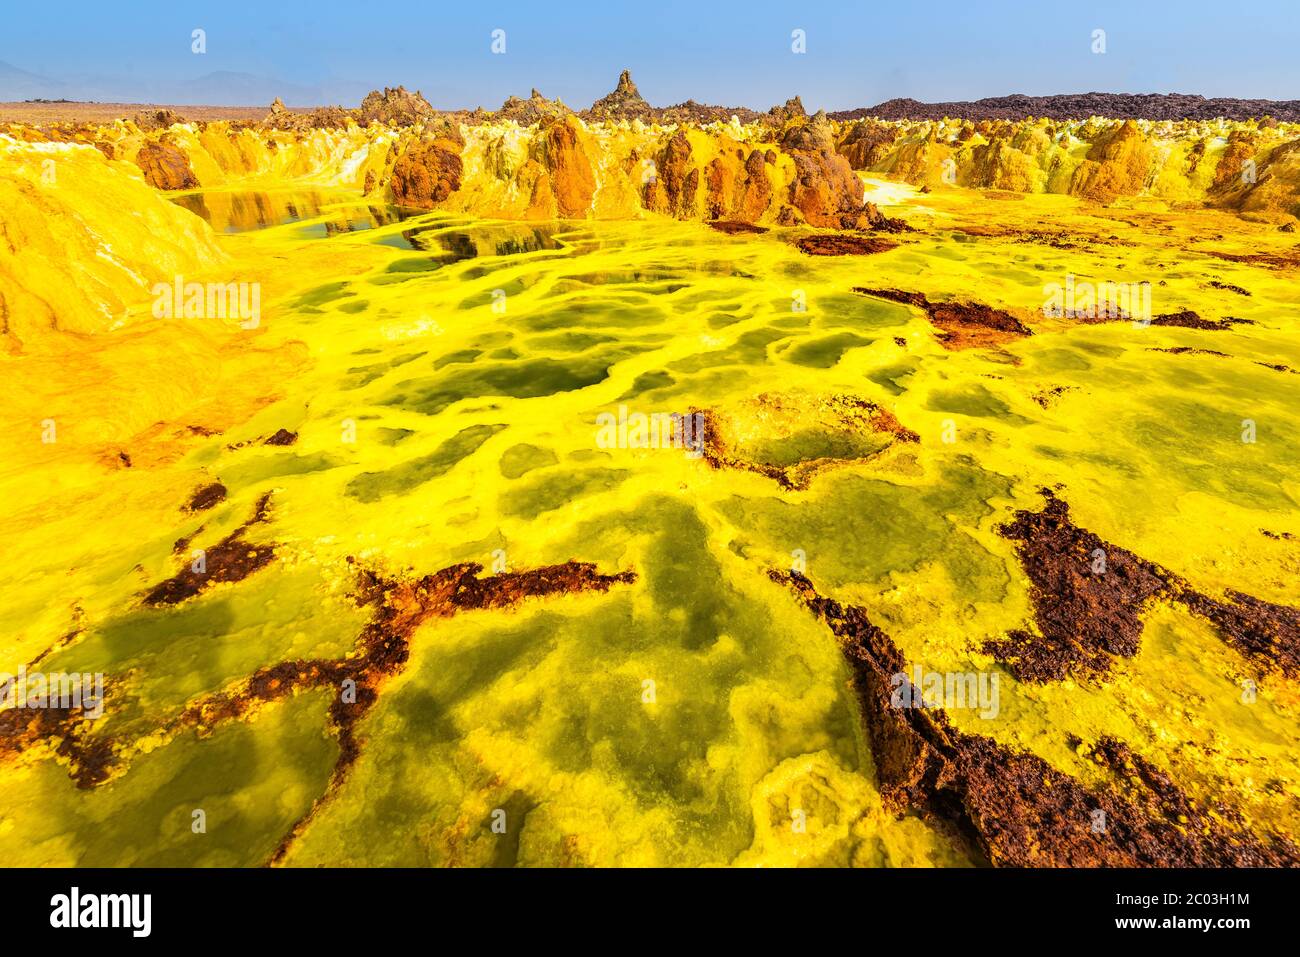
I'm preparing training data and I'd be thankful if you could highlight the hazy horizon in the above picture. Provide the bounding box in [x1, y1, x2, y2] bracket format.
[3, 0, 1298, 110]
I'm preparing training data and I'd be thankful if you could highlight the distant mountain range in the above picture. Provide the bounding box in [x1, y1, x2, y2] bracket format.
[0, 61, 366, 106]
[0, 60, 63, 99]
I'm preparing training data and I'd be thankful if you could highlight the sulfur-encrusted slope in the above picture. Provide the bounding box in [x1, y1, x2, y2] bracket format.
[0, 137, 226, 351]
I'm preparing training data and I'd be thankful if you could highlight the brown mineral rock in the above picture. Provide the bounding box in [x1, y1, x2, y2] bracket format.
[731, 148, 774, 222]
[389, 127, 464, 207]
[643, 131, 699, 218]
[134, 139, 199, 189]
[260, 96, 289, 126]
[854, 288, 1032, 349]
[781, 110, 877, 229]
[132, 108, 186, 132]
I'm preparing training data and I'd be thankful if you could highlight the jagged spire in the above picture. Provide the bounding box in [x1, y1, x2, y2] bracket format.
[586, 69, 651, 119]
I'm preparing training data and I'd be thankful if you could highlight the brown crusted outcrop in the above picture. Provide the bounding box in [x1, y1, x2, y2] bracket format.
[838, 119, 901, 169]
[983, 491, 1169, 682]
[496, 88, 572, 125]
[188, 558, 636, 863]
[1212, 129, 1261, 191]
[772, 569, 1300, 867]
[389, 125, 465, 207]
[356, 86, 435, 127]
[0, 696, 117, 787]
[642, 131, 699, 218]
[132, 108, 185, 132]
[732, 148, 774, 221]
[585, 69, 653, 122]
[767, 96, 807, 126]
[966, 137, 1042, 192]
[708, 220, 768, 235]
[986, 489, 1300, 681]
[781, 111, 879, 229]
[262, 102, 354, 131]
[185, 481, 228, 513]
[702, 153, 738, 219]
[697, 144, 776, 223]
[1179, 590, 1300, 677]
[134, 138, 199, 189]
[580, 71, 765, 125]
[854, 288, 1032, 350]
[1149, 309, 1252, 330]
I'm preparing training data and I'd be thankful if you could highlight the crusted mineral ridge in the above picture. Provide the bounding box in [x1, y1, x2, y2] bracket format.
[695, 394, 918, 490]
[707, 221, 769, 235]
[495, 88, 572, 125]
[1179, 589, 1300, 676]
[854, 288, 1033, 350]
[830, 92, 1300, 123]
[1149, 346, 1297, 374]
[355, 86, 436, 127]
[0, 697, 116, 787]
[1147, 310, 1252, 330]
[987, 489, 1300, 680]
[771, 569, 1300, 867]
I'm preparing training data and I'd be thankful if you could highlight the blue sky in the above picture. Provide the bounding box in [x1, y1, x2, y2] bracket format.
[2, 0, 1296, 108]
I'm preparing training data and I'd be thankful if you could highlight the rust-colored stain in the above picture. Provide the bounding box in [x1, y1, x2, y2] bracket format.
[0, 558, 637, 857]
[185, 481, 227, 512]
[142, 492, 276, 605]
